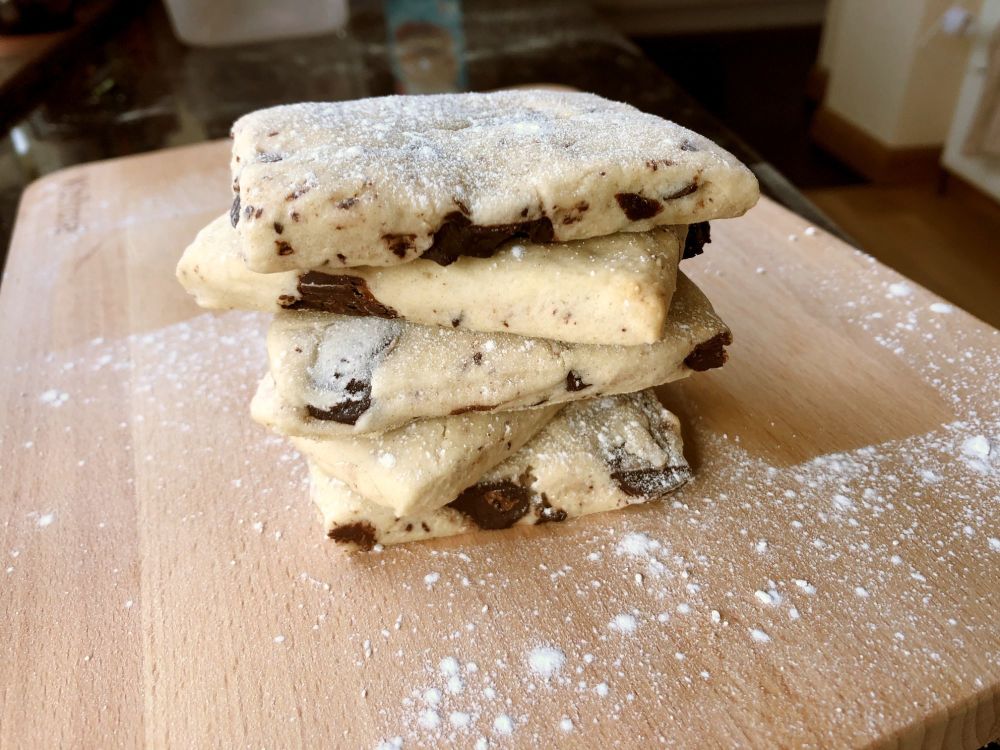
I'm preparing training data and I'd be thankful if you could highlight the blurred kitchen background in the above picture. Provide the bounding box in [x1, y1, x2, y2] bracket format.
[1, 0, 998, 325]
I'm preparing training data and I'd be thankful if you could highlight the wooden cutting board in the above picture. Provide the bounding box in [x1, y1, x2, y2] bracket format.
[1, 140, 998, 750]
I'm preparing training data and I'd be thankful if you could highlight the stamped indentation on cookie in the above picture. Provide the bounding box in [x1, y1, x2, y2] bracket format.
[449, 481, 531, 529]
[614, 192, 663, 221]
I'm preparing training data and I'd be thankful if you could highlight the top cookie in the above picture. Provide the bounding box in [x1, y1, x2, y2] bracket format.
[231, 90, 759, 272]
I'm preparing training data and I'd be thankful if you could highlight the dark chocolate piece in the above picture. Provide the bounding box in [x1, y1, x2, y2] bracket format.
[645, 159, 673, 171]
[328, 521, 376, 549]
[615, 193, 663, 221]
[286, 186, 311, 201]
[421, 211, 554, 266]
[565, 371, 591, 392]
[683, 221, 711, 260]
[610, 466, 691, 498]
[274, 221, 284, 234]
[337, 197, 358, 210]
[535, 496, 568, 524]
[306, 379, 371, 424]
[230, 195, 241, 227]
[683, 330, 732, 371]
[384, 234, 416, 259]
[448, 481, 531, 529]
[305, 323, 399, 425]
[276, 240, 294, 256]
[664, 182, 698, 200]
[288, 272, 399, 318]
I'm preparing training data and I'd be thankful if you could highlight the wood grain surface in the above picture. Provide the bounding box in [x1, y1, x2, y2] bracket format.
[1, 140, 998, 749]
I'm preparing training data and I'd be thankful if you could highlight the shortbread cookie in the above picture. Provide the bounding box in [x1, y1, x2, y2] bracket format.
[311, 390, 691, 547]
[177, 214, 684, 345]
[256, 376, 560, 515]
[256, 272, 730, 437]
[230, 90, 759, 272]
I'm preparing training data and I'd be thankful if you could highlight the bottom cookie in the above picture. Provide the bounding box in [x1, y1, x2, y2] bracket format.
[310, 389, 692, 548]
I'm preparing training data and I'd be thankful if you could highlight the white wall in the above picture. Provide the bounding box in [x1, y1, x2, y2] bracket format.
[821, 0, 980, 147]
[942, 0, 1000, 199]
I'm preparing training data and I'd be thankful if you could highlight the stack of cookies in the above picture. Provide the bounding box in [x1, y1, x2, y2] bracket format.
[177, 91, 759, 548]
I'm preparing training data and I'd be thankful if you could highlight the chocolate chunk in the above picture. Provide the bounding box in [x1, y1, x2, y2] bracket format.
[451, 316, 462, 327]
[383, 234, 416, 259]
[254, 207, 263, 219]
[286, 186, 310, 201]
[230, 195, 241, 227]
[561, 201, 589, 225]
[421, 211, 554, 266]
[450, 404, 497, 415]
[472, 352, 483, 366]
[611, 466, 691, 498]
[535, 496, 568, 524]
[276, 240, 294, 256]
[288, 272, 399, 318]
[645, 159, 673, 171]
[328, 521, 376, 549]
[267, 130, 279, 137]
[684, 330, 732, 371]
[565, 371, 591, 392]
[273, 221, 284, 234]
[615, 193, 663, 221]
[306, 378, 371, 424]
[683, 221, 711, 259]
[306, 322, 398, 425]
[337, 197, 358, 210]
[448, 481, 531, 529]
[664, 182, 698, 200]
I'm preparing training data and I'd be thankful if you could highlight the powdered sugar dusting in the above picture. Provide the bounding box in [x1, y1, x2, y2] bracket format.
[4, 207, 998, 748]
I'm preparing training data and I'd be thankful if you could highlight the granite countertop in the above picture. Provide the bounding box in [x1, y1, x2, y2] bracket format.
[0, 0, 840, 264]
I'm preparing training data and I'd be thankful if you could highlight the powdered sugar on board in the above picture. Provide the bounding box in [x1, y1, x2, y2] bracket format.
[1, 220, 997, 749]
